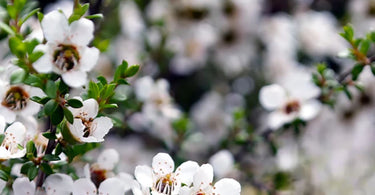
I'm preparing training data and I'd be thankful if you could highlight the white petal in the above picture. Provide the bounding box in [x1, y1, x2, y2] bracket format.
[134, 76, 154, 101]
[174, 161, 199, 186]
[32, 45, 53, 73]
[91, 117, 113, 140]
[43, 173, 74, 195]
[79, 47, 99, 72]
[68, 119, 85, 141]
[116, 172, 136, 192]
[0, 115, 5, 133]
[179, 186, 192, 195]
[42, 11, 69, 43]
[134, 165, 153, 188]
[13, 177, 36, 195]
[152, 153, 174, 176]
[259, 84, 287, 110]
[209, 150, 234, 178]
[268, 111, 294, 130]
[72, 178, 97, 195]
[213, 178, 241, 195]
[97, 148, 119, 170]
[69, 18, 94, 46]
[6, 122, 26, 143]
[0, 179, 6, 193]
[82, 99, 99, 119]
[98, 178, 125, 195]
[299, 100, 321, 120]
[0, 107, 16, 123]
[193, 164, 213, 191]
[62, 70, 87, 88]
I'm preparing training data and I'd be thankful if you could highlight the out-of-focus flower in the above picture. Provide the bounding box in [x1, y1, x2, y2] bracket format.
[209, 150, 235, 178]
[43, 173, 74, 194]
[259, 82, 321, 130]
[68, 98, 113, 143]
[0, 122, 26, 160]
[134, 153, 199, 195]
[12, 177, 36, 195]
[180, 164, 241, 195]
[73, 177, 126, 195]
[33, 10, 99, 88]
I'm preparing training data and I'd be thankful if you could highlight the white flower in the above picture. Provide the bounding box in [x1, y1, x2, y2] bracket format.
[0, 122, 26, 160]
[259, 83, 321, 129]
[73, 177, 126, 195]
[33, 10, 99, 88]
[134, 153, 199, 195]
[68, 98, 113, 142]
[208, 150, 235, 178]
[43, 173, 74, 195]
[0, 82, 42, 123]
[180, 164, 241, 195]
[12, 177, 36, 195]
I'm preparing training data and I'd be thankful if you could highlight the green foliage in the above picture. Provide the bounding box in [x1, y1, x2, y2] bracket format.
[67, 99, 83, 108]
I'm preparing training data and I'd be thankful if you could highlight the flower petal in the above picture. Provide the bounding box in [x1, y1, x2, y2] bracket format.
[174, 161, 199, 186]
[43, 173, 74, 195]
[299, 100, 321, 120]
[259, 84, 287, 110]
[73, 178, 97, 195]
[42, 11, 69, 43]
[69, 18, 94, 46]
[152, 153, 175, 176]
[213, 178, 241, 195]
[134, 165, 153, 188]
[98, 178, 125, 195]
[91, 117, 113, 140]
[97, 148, 119, 170]
[32, 45, 53, 73]
[68, 119, 85, 141]
[268, 111, 294, 130]
[193, 164, 213, 192]
[6, 122, 26, 143]
[0, 115, 5, 133]
[13, 177, 36, 195]
[62, 70, 87, 88]
[79, 47, 100, 72]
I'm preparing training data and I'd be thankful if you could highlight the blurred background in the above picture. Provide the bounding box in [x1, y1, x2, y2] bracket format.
[8, 0, 375, 194]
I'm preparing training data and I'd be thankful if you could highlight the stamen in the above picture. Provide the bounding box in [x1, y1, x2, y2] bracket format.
[53, 44, 80, 72]
[1, 86, 29, 111]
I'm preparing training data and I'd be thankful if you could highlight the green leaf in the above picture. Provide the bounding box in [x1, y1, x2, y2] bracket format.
[25, 39, 40, 54]
[44, 99, 58, 116]
[114, 61, 128, 81]
[85, 14, 103, 20]
[19, 8, 40, 26]
[42, 132, 57, 140]
[97, 76, 107, 85]
[343, 86, 352, 100]
[359, 39, 371, 55]
[20, 162, 33, 175]
[27, 165, 38, 180]
[9, 37, 26, 57]
[0, 21, 15, 36]
[371, 64, 375, 76]
[351, 64, 364, 81]
[54, 143, 62, 156]
[124, 65, 140, 77]
[23, 74, 43, 88]
[63, 107, 74, 124]
[341, 24, 354, 42]
[26, 141, 37, 157]
[88, 81, 100, 99]
[29, 51, 44, 63]
[51, 105, 64, 125]
[67, 99, 83, 108]
[0, 134, 5, 145]
[10, 69, 26, 84]
[40, 163, 53, 175]
[37, 11, 44, 22]
[43, 154, 60, 161]
[0, 170, 9, 181]
[45, 80, 57, 98]
[102, 103, 118, 109]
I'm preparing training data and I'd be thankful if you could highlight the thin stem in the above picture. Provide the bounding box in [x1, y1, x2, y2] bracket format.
[36, 121, 57, 188]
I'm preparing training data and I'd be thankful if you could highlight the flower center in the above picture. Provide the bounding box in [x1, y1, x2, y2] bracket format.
[155, 174, 175, 195]
[53, 44, 80, 72]
[284, 100, 300, 114]
[1, 86, 29, 111]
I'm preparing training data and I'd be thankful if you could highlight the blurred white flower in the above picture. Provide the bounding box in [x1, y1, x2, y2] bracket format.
[68, 98, 113, 143]
[259, 83, 321, 130]
[12, 177, 36, 195]
[209, 150, 235, 178]
[43, 173, 74, 195]
[0, 122, 26, 160]
[134, 153, 199, 195]
[73, 177, 126, 195]
[33, 10, 99, 88]
[180, 164, 241, 195]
